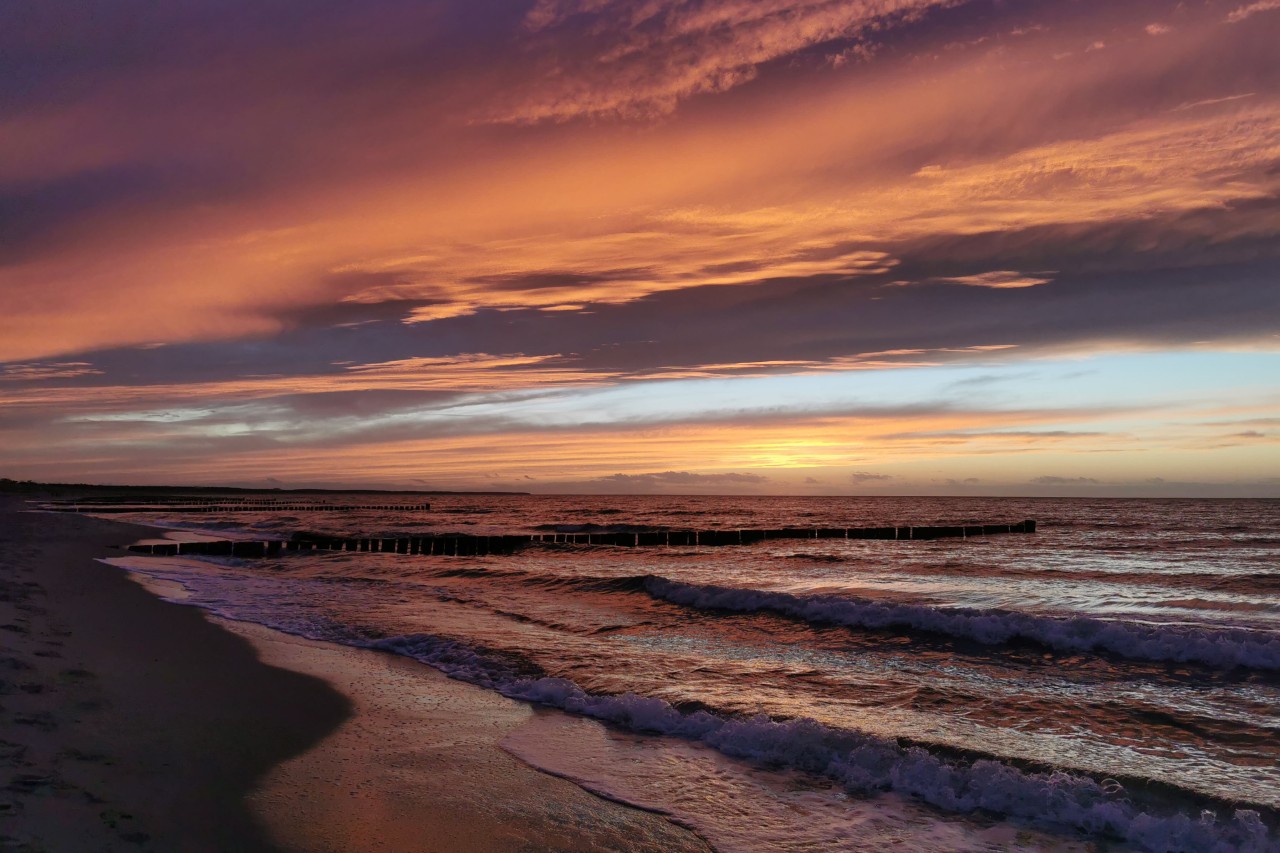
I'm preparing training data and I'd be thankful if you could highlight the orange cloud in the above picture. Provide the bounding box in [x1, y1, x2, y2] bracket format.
[2, 5, 1276, 364]
[934, 272, 1052, 289]
[497, 0, 959, 122]
[1226, 1, 1280, 24]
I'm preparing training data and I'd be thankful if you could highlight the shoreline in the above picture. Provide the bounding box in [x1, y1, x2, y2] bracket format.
[0, 499, 710, 851]
[226, 620, 710, 852]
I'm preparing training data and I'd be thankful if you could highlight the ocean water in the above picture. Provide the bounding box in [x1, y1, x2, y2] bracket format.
[91, 495, 1279, 851]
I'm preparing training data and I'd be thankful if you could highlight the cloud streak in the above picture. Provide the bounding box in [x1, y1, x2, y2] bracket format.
[1226, 1, 1280, 24]
[500, 0, 961, 122]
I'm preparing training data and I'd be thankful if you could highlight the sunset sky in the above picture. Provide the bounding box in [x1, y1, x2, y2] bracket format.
[2, 0, 1278, 494]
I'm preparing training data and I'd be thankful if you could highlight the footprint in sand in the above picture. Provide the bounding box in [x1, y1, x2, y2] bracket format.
[12, 713, 58, 732]
[58, 668, 94, 682]
[59, 748, 112, 765]
[7, 774, 61, 794]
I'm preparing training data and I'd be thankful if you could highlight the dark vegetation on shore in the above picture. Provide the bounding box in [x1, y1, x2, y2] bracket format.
[0, 478, 528, 497]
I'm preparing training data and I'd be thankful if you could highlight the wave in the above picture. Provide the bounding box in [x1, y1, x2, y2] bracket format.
[1203, 573, 1280, 594]
[776, 555, 1280, 595]
[641, 578, 1280, 672]
[221, 556, 1280, 673]
[1028, 568, 1280, 596]
[426, 565, 650, 593]
[531, 522, 664, 533]
[784, 552, 849, 563]
[401, 564, 1280, 672]
[368, 632, 1273, 852]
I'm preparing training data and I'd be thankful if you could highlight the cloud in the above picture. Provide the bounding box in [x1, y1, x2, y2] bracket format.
[937, 271, 1053, 289]
[1226, 1, 1280, 24]
[395, 248, 896, 327]
[594, 470, 769, 484]
[4, 2, 1280, 363]
[849, 471, 893, 482]
[464, 269, 656, 292]
[1030, 476, 1099, 485]
[0, 362, 102, 382]
[588, 470, 771, 490]
[4, 354, 1275, 494]
[6, 227, 1279, 421]
[339, 353, 612, 392]
[882, 429, 1106, 441]
[1169, 93, 1255, 113]
[497, 0, 959, 122]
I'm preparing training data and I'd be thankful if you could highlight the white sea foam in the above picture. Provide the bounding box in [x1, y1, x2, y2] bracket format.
[369, 632, 1275, 852]
[642, 577, 1280, 671]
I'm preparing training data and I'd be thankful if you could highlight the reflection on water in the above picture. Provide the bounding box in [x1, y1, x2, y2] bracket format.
[100, 495, 1280, 850]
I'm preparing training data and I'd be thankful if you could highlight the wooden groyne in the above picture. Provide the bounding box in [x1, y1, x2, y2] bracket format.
[126, 520, 1037, 557]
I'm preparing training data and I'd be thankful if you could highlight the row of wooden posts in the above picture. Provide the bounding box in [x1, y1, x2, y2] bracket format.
[127, 520, 1037, 557]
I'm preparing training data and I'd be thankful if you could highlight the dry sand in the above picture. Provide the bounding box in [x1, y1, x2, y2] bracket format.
[0, 498, 710, 852]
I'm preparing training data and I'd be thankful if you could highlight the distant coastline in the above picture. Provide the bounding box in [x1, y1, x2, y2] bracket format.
[0, 478, 530, 496]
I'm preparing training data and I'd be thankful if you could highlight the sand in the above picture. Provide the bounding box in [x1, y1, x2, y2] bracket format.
[234, 623, 711, 852]
[0, 498, 710, 852]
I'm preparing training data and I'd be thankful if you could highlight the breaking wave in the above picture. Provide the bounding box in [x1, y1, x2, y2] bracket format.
[642, 577, 1280, 672]
[368, 632, 1274, 852]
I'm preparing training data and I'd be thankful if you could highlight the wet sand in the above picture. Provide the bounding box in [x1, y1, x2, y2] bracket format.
[0, 498, 710, 852]
[233, 622, 712, 852]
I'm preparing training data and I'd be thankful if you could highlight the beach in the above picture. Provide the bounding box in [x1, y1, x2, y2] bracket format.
[5, 491, 1278, 851]
[0, 497, 711, 852]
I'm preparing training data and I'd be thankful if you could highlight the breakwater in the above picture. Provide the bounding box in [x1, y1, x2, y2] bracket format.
[127, 520, 1036, 557]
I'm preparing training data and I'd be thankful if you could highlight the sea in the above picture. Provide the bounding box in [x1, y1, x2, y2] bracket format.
[88, 495, 1279, 851]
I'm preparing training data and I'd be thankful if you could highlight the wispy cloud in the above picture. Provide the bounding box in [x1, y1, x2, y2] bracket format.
[0, 362, 102, 382]
[1169, 93, 1255, 113]
[936, 271, 1053, 289]
[1226, 1, 1280, 24]
[1031, 475, 1099, 485]
[590, 470, 770, 486]
[339, 353, 612, 391]
[498, 0, 962, 122]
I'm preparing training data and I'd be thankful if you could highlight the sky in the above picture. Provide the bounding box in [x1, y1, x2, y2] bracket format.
[1, 0, 1278, 495]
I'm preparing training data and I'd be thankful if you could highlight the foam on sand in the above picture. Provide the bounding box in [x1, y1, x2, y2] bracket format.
[369, 632, 1275, 852]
